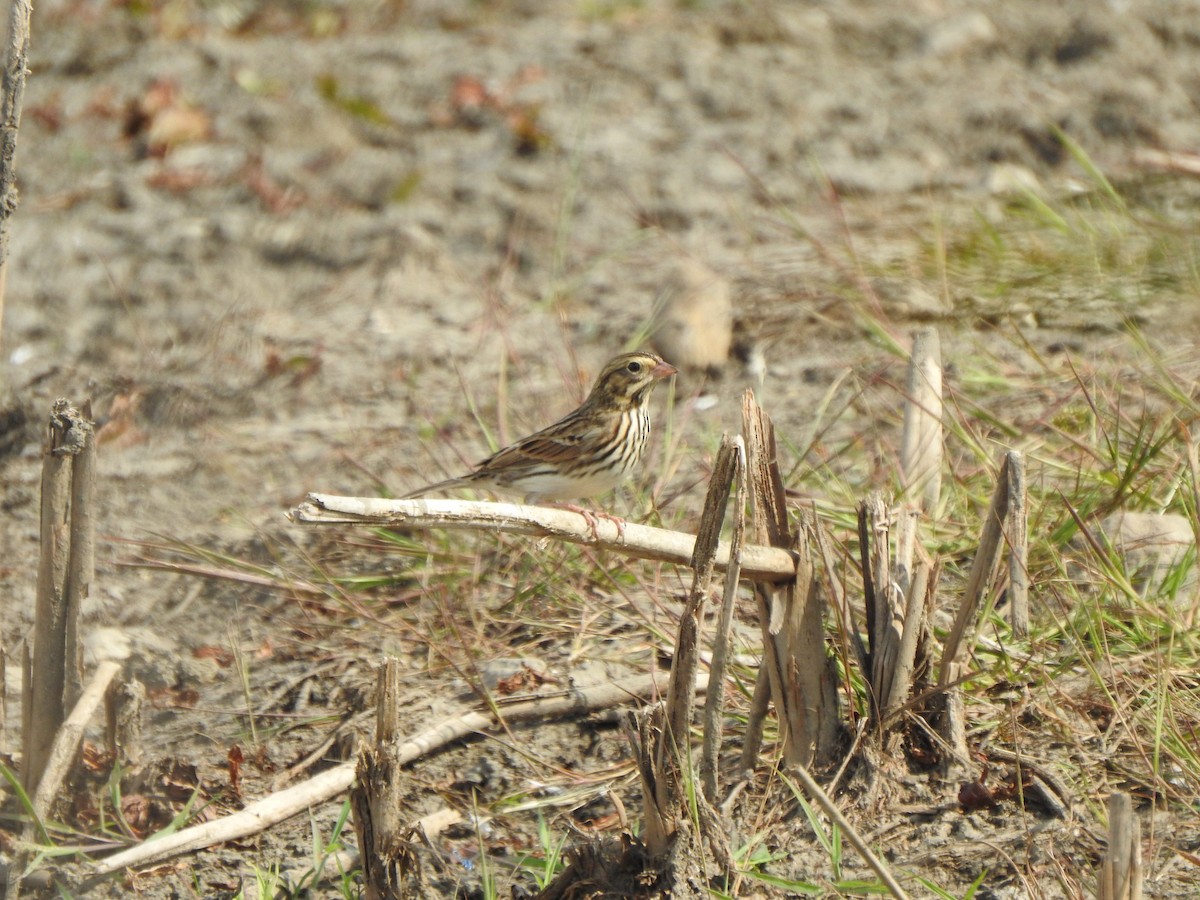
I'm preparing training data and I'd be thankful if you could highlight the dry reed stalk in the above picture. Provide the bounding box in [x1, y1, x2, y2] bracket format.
[0, 0, 32, 328]
[938, 452, 1018, 687]
[857, 495, 936, 744]
[900, 327, 943, 513]
[23, 400, 94, 796]
[701, 435, 746, 801]
[742, 392, 838, 768]
[663, 434, 738, 755]
[1005, 450, 1029, 636]
[352, 658, 408, 899]
[1099, 793, 1142, 900]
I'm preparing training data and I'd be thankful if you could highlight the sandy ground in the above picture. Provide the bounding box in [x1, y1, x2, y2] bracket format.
[3, 0, 1200, 896]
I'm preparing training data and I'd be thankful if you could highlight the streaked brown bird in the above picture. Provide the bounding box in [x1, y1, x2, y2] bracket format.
[404, 352, 677, 507]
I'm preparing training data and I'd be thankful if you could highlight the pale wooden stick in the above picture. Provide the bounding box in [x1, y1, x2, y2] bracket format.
[882, 560, 930, 723]
[900, 328, 943, 513]
[293, 494, 796, 582]
[85, 671, 708, 880]
[1005, 450, 1029, 637]
[9, 661, 124, 899]
[0, 0, 32, 328]
[1132, 147, 1200, 178]
[778, 518, 840, 768]
[739, 650, 772, 769]
[1100, 793, 1142, 900]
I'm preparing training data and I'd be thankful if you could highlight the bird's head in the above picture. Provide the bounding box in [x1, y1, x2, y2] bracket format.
[586, 352, 678, 410]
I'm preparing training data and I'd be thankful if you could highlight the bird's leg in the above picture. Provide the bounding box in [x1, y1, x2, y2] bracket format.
[552, 503, 626, 541]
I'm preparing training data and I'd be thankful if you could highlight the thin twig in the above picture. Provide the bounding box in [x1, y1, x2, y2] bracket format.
[785, 761, 912, 900]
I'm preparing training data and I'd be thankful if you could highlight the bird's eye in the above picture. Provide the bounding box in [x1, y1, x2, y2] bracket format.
[626, 361, 642, 374]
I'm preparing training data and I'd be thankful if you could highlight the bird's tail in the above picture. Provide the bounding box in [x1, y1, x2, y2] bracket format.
[400, 477, 470, 500]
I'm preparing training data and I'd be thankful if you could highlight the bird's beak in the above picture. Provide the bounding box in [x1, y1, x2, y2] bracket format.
[651, 361, 678, 379]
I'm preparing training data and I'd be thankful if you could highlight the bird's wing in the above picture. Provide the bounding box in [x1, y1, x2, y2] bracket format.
[477, 412, 594, 472]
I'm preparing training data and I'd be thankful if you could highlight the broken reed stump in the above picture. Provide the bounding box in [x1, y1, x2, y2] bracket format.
[740, 391, 840, 770]
[932, 450, 1027, 772]
[22, 399, 96, 797]
[700, 436, 747, 801]
[899, 327, 943, 514]
[1005, 450, 1029, 636]
[1099, 793, 1142, 900]
[938, 450, 1027, 688]
[537, 436, 742, 899]
[856, 494, 937, 748]
[352, 658, 411, 900]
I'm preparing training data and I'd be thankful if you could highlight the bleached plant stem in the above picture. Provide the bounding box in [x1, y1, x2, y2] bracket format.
[292, 494, 796, 582]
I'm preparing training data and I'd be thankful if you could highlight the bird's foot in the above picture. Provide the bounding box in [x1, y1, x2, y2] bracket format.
[556, 503, 626, 541]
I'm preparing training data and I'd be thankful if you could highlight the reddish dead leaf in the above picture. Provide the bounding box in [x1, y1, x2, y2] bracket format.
[193, 645, 235, 668]
[145, 105, 212, 157]
[228, 745, 244, 797]
[96, 390, 146, 448]
[255, 636, 275, 659]
[263, 346, 322, 386]
[81, 741, 114, 773]
[451, 74, 491, 112]
[242, 156, 305, 213]
[147, 685, 200, 708]
[28, 97, 64, 132]
[160, 760, 203, 803]
[121, 794, 153, 837]
[124, 78, 213, 158]
[146, 167, 214, 193]
[495, 664, 549, 695]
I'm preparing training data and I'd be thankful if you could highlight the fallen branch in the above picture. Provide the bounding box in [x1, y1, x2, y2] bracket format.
[291, 494, 796, 583]
[84, 670, 708, 882]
